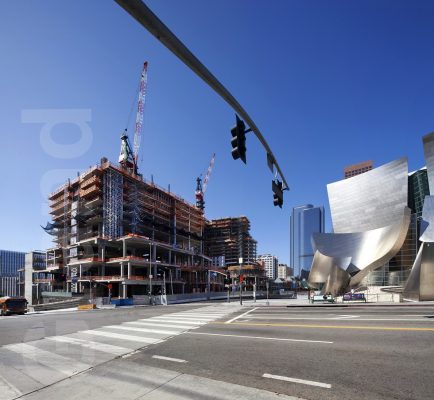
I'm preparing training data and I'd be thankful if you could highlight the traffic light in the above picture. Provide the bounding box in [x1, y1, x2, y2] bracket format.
[231, 114, 247, 164]
[272, 179, 284, 208]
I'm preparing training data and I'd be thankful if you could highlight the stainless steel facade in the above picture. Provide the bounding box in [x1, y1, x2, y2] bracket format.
[403, 196, 434, 301]
[327, 158, 409, 233]
[308, 158, 411, 294]
[422, 132, 434, 194]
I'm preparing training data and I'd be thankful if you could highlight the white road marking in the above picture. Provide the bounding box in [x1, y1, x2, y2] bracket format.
[5, 343, 91, 376]
[263, 373, 332, 388]
[169, 313, 225, 318]
[225, 307, 258, 324]
[188, 332, 333, 344]
[80, 330, 163, 344]
[132, 321, 199, 330]
[149, 318, 204, 325]
[151, 315, 215, 321]
[247, 315, 433, 322]
[152, 355, 187, 363]
[46, 336, 130, 355]
[104, 325, 181, 335]
[0, 374, 22, 398]
[333, 315, 360, 319]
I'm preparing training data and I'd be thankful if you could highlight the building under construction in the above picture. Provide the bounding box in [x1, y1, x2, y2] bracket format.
[204, 217, 266, 288]
[44, 148, 225, 297]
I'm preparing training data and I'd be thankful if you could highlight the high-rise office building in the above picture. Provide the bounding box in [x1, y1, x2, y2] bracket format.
[0, 250, 25, 297]
[344, 160, 373, 179]
[257, 254, 278, 280]
[290, 205, 325, 279]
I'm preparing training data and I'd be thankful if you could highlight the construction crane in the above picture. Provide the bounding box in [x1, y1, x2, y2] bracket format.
[195, 153, 216, 211]
[119, 61, 149, 176]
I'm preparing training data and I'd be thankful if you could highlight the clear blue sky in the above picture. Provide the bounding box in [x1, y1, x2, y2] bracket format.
[1, 0, 434, 265]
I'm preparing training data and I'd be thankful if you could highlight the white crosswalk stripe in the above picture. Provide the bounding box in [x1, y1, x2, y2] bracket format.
[104, 325, 182, 335]
[80, 330, 163, 344]
[46, 336, 131, 356]
[128, 320, 198, 330]
[148, 317, 204, 325]
[0, 374, 22, 399]
[0, 305, 240, 399]
[4, 343, 91, 376]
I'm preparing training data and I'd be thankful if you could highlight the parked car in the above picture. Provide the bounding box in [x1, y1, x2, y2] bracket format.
[0, 297, 28, 316]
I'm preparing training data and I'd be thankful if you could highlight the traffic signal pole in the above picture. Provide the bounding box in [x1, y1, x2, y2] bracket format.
[115, 0, 290, 192]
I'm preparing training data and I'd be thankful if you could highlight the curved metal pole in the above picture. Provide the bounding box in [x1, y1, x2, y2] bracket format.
[114, 0, 290, 191]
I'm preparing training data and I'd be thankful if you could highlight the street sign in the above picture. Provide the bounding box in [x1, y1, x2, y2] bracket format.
[71, 276, 78, 284]
[107, 283, 113, 290]
[149, 274, 153, 279]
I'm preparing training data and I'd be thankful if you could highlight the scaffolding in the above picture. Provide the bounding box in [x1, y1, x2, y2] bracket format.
[103, 168, 124, 239]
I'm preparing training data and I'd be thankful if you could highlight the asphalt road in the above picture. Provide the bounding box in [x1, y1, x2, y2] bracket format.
[128, 304, 434, 400]
[0, 305, 202, 345]
[1, 303, 433, 400]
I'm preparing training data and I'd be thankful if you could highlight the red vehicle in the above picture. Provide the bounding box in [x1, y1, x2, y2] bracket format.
[0, 297, 28, 316]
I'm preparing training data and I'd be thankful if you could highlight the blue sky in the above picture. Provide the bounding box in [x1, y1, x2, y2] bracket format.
[1, 0, 434, 265]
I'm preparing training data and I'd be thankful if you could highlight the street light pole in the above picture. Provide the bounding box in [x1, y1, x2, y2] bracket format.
[239, 257, 243, 306]
[149, 242, 153, 305]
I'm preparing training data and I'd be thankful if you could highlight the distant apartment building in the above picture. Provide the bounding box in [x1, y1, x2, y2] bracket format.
[344, 160, 373, 179]
[205, 216, 257, 267]
[277, 263, 293, 280]
[257, 254, 278, 280]
[290, 205, 325, 279]
[19, 251, 52, 305]
[0, 250, 25, 297]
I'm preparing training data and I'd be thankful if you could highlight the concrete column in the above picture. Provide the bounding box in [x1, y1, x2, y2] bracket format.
[152, 244, 157, 276]
[120, 262, 124, 278]
[24, 253, 33, 305]
[127, 262, 131, 279]
[122, 283, 126, 299]
[122, 239, 126, 257]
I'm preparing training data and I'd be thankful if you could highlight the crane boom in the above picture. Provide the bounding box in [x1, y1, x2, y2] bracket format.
[133, 61, 148, 163]
[202, 153, 215, 194]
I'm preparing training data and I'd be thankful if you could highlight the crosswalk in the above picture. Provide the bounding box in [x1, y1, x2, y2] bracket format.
[0, 305, 238, 400]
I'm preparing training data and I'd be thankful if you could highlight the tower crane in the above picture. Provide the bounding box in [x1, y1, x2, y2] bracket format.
[119, 61, 149, 175]
[195, 153, 216, 211]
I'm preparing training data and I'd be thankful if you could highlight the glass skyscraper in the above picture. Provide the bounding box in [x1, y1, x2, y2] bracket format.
[290, 205, 325, 279]
[0, 249, 25, 296]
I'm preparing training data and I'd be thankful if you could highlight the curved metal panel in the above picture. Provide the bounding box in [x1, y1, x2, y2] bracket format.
[309, 208, 411, 289]
[420, 195, 434, 242]
[423, 132, 434, 194]
[327, 158, 408, 233]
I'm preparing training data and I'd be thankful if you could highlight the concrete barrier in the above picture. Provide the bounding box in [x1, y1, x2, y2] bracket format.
[78, 304, 97, 311]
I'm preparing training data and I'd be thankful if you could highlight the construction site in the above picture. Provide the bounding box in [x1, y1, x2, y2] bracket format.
[40, 62, 264, 302]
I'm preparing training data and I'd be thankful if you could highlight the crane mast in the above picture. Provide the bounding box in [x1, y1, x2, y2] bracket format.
[119, 61, 148, 176]
[133, 61, 148, 164]
[195, 153, 216, 211]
